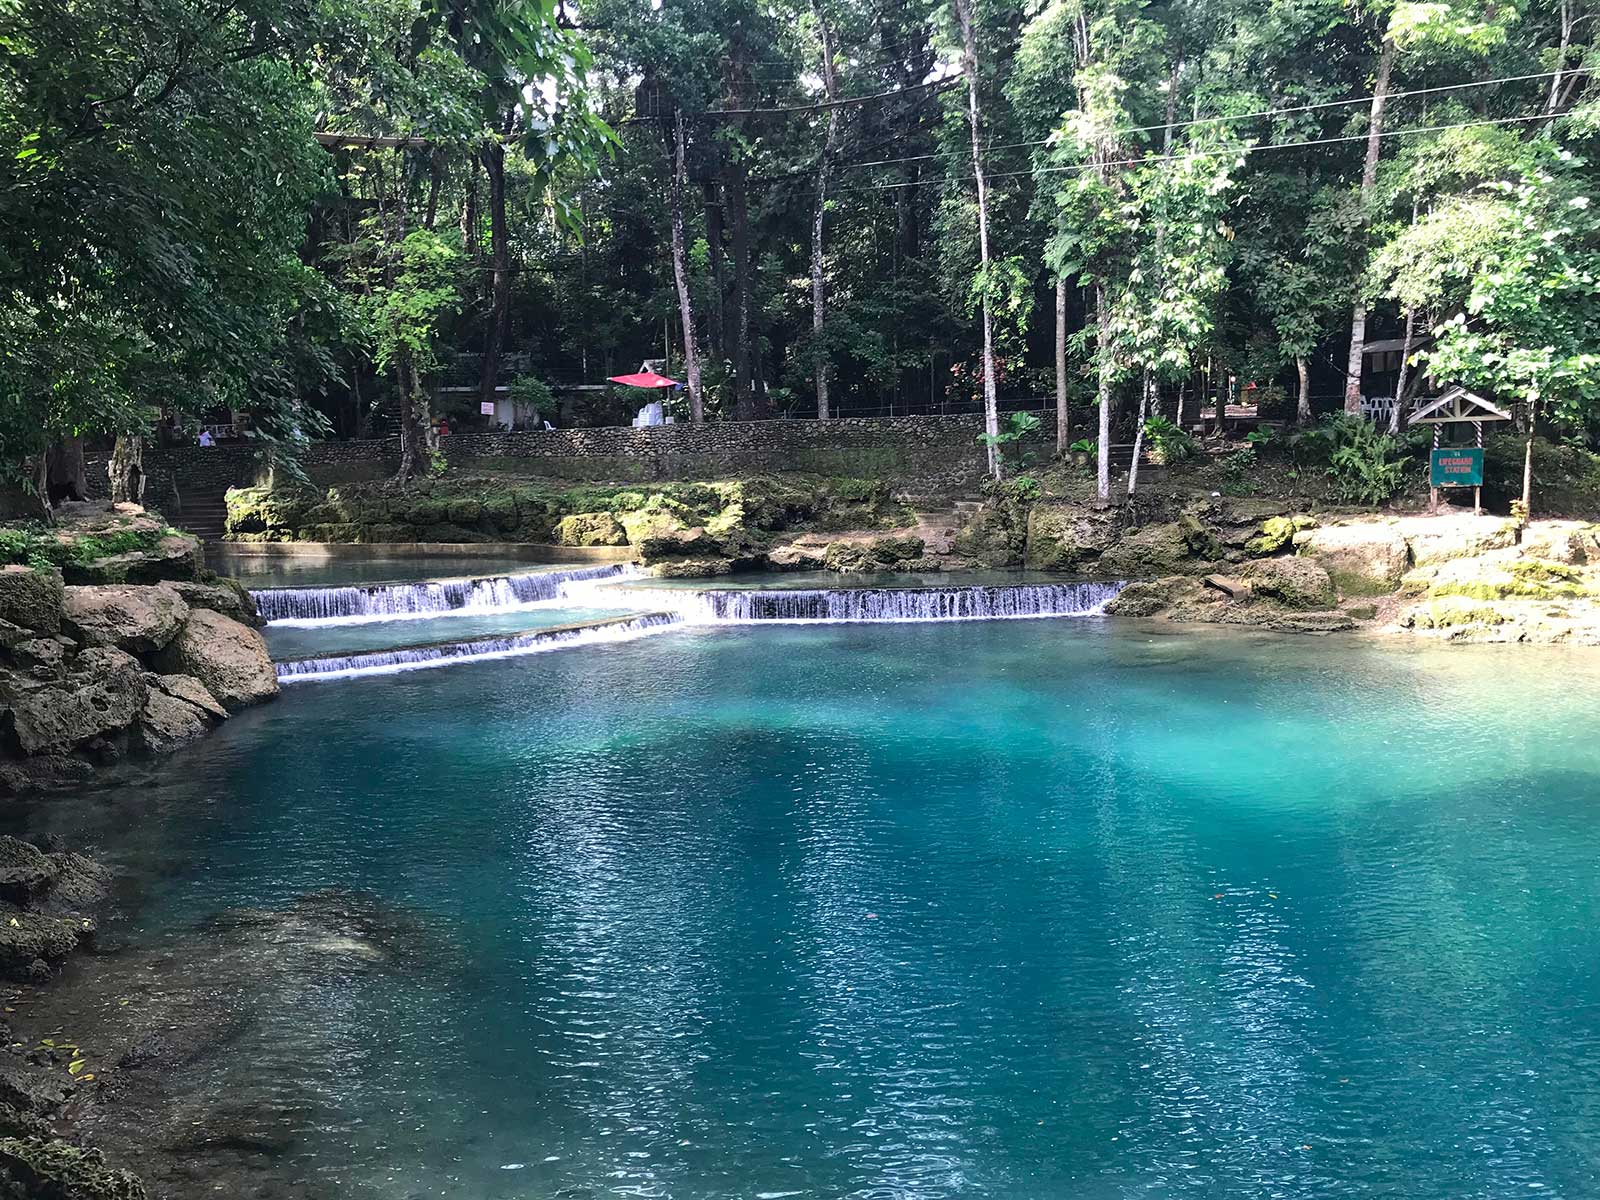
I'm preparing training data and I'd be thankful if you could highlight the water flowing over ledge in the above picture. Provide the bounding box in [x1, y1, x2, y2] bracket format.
[623, 579, 1125, 623]
[255, 563, 636, 624]
[275, 612, 680, 681]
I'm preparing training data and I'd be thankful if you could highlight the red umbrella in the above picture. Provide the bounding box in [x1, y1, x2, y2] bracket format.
[607, 371, 680, 389]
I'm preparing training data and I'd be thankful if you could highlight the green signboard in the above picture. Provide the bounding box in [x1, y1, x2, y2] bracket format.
[1430, 447, 1484, 488]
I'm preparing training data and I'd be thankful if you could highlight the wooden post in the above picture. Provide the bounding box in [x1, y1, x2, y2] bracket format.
[1429, 426, 1440, 514]
[1473, 421, 1483, 515]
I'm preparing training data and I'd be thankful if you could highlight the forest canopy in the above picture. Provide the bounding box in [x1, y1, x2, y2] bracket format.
[3, 0, 1599, 493]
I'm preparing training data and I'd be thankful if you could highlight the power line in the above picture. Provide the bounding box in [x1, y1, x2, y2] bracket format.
[856, 111, 1555, 193]
[834, 68, 1568, 173]
[706, 74, 958, 115]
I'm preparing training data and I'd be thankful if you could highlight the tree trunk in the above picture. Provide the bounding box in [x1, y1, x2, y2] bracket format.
[479, 141, 510, 408]
[1343, 36, 1396, 416]
[423, 150, 443, 231]
[1055, 277, 1069, 453]
[1095, 284, 1112, 502]
[703, 181, 728, 359]
[810, 0, 842, 421]
[1296, 355, 1312, 425]
[459, 157, 479, 257]
[45, 438, 89, 504]
[728, 161, 756, 418]
[669, 111, 705, 423]
[396, 361, 435, 484]
[1127, 372, 1153, 495]
[108, 434, 145, 506]
[954, 0, 1000, 480]
[1388, 305, 1417, 435]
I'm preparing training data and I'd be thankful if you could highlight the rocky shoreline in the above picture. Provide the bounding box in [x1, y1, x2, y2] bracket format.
[1, 504, 278, 798]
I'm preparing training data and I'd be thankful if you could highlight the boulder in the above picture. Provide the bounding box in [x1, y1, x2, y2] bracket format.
[12, 639, 66, 679]
[1020, 503, 1116, 570]
[150, 610, 278, 712]
[1401, 515, 1519, 568]
[552, 511, 627, 547]
[765, 539, 828, 571]
[1103, 577, 1188, 617]
[0, 567, 62, 635]
[0, 1138, 147, 1200]
[1294, 524, 1410, 595]
[1098, 522, 1204, 576]
[153, 673, 227, 720]
[1403, 553, 1598, 602]
[169, 579, 262, 627]
[136, 689, 213, 755]
[1244, 514, 1318, 556]
[0, 756, 94, 797]
[1518, 521, 1593, 565]
[1239, 557, 1336, 610]
[61, 584, 189, 653]
[637, 526, 725, 564]
[65, 533, 200, 585]
[1, 648, 147, 756]
[823, 535, 925, 573]
[617, 495, 697, 545]
[650, 557, 735, 578]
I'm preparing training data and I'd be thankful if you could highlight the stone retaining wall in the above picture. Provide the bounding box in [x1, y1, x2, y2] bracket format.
[89, 414, 1013, 505]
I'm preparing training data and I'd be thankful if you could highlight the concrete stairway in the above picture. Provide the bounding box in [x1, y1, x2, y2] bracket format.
[177, 489, 229, 543]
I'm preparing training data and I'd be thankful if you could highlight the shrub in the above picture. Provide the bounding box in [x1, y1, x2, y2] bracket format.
[1142, 414, 1196, 465]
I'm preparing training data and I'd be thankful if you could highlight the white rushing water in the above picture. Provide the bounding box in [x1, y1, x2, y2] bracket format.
[275, 612, 682, 681]
[621, 580, 1125, 623]
[255, 563, 637, 624]
[259, 572, 1125, 681]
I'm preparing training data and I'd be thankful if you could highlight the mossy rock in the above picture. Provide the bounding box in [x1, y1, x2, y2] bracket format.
[1239, 557, 1336, 610]
[0, 566, 63, 635]
[0, 1137, 146, 1200]
[1020, 503, 1117, 570]
[1103, 578, 1189, 617]
[618, 495, 696, 545]
[1098, 523, 1201, 577]
[552, 512, 628, 548]
[1408, 598, 1511, 629]
[823, 535, 924, 573]
[650, 556, 735, 578]
[1245, 514, 1318, 556]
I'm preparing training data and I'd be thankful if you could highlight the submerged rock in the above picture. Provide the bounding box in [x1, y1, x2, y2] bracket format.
[149, 610, 277, 712]
[0, 1137, 147, 1200]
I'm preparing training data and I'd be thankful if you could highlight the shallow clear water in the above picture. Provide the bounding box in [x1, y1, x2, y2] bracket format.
[45, 622, 1600, 1199]
[263, 606, 639, 660]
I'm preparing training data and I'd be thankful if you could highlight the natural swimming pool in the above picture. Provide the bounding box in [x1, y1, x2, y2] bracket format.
[29, 616, 1600, 1199]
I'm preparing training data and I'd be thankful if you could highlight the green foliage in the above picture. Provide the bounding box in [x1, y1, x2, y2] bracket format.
[1219, 448, 1259, 496]
[508, 376, 555, 415]
[979, 411, 1043, 475]
[1068, 438, 1096, 455]
[0, 522, 176, 570]
[1142, 414, 1196, 465]
[1291, 414, 1412, 503]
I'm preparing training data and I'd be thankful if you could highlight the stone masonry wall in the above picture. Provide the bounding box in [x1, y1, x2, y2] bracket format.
[87, 414, 1004, 505]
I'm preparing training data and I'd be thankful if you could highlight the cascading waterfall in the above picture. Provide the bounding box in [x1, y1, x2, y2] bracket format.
[276, 612, 680, 681]
[626, 580, 1125, 623]
[255, 563, 636, 624]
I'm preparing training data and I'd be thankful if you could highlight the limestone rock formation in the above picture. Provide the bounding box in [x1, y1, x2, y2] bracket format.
[150, 610, 278, 712]
[61, 585, 189, 653]
[0, 567, 63, 635]
[1293, 524, 1410, 594]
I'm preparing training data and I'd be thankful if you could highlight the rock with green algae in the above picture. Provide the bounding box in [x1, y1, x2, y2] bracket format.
[1245, 514, 1318, 556]
[1102, 578, 1185, 617]
[649, 557, 736, 579]
[0, 1137, 146, 1200]
[1294, 523, 1410, 595]
[1098, 522, 1208, 577]
[1404, 554, 1599, 602]
[1019, 503, 1117, 570]
[1238, 557, 1336, 610]
[1177, 512, 1223, 560]
[1403, 598, 1511, 629]
[822, 535, 925, 573]
[955, 505, 1024, 568]
[551, 511, 628, 547]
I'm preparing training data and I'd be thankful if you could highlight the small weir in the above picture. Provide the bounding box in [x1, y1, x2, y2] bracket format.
[254, 563, 634, 623]
[256, 570, 1125, 681]
[622, 579, 1125, 623]
[275, 613, 680, 681]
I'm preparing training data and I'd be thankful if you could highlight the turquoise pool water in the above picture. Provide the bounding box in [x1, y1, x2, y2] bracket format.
[55, 622, 1600, 1198]
[263, 606, 639, 660]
